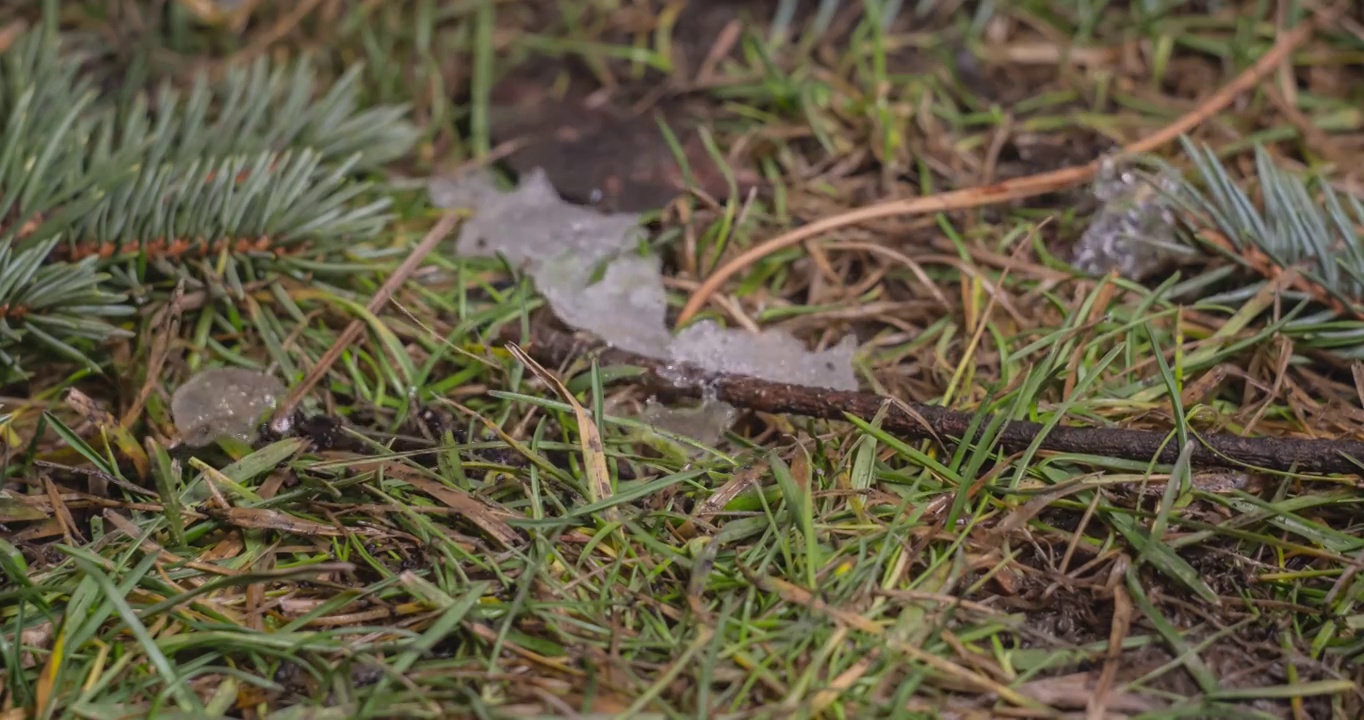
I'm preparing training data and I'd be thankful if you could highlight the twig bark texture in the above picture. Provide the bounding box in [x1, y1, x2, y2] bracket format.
[502, 325, 1364, 477]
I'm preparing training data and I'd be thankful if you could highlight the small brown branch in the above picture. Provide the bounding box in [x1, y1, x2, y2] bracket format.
[500, 325, 1364, 477]
[51, 234, 292, 262]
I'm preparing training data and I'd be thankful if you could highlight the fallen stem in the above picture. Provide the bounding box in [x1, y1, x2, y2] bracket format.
[500, 324, 1364, 477]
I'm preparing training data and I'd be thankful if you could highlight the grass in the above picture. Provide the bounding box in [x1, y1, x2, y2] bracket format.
[3, 0, 1364, 718]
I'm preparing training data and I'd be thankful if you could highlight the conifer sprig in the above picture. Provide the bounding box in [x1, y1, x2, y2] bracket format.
[55, 149, 390, 263]
[0, 237, 133, 373]
[1162, 138, 1364, 356]
[0, 27, 418, 379]
[118, 58, 419, 171]
[1175, 139, 1364, 303]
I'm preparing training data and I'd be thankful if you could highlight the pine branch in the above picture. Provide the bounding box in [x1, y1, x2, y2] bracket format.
[1097, 139, 1364, 358]
[0, 26, 419, 377]
[1171, 138, 1364, 322]
[116, 58, 419, 172]
[50, 149, 389, 263]
[0, 237, 133, 380]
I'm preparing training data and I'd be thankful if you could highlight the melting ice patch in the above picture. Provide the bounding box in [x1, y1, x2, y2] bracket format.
[637, 399, 739, 447]
[1071, 157, 1188, 282]
[429, 168, 858, 442]
[538, 253, 675, 357]
[431, 168, 644, 270]
[172, 367, 285, 447]
[669, 321, 858, 391]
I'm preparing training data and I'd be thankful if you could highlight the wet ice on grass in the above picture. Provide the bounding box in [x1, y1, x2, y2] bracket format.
[430, 169, 645, 270]
[1071, 156, 1188, 281]
[669, 321, 858, 391]
[536, 253, 675, 356]
[171, 367, 285, 447]
[431, 168, 858, 442]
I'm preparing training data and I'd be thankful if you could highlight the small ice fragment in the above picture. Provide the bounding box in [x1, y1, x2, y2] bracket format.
[446, 168, 645, 271]
[669, 321, 859, 391]
[427, 168, 504, 210]
[1071, 157, 1183, 281]
[171, 367, 285, 447]
[639, 399, 739, 447]
[657, 362, 714, 389]
[538, 253, 674, 357]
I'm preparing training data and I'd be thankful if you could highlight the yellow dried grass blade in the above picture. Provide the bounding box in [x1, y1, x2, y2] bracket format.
[506, 343, 617, 520]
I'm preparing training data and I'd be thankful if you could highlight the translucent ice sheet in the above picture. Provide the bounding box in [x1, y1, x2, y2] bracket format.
[430, 168, 859, 442]
[172, 367, 284, 446]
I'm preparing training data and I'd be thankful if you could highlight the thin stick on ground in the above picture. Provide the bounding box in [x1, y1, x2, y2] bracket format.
[674, 5, 1340, 327]
[270, 213, 462, 431]
[502, 323, 1364, 476]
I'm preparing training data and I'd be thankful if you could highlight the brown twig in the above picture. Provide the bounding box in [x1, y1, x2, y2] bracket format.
[270, 213, 462, 430]
[501, 324, 1364, 477]
[674, 6, 1339, 327]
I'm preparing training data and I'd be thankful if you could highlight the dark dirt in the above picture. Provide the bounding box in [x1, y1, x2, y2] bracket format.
[993, 541, 1358, 718]
[480, 0, 997, 214]
[488, 71, 755, 212]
